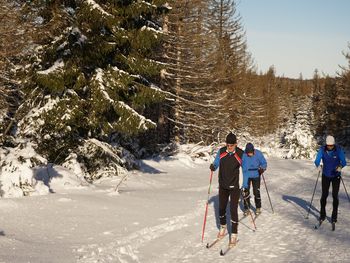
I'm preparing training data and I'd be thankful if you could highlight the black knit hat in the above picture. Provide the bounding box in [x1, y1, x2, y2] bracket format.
[226, 132, 237, 144]
[245, 143, 254, 153]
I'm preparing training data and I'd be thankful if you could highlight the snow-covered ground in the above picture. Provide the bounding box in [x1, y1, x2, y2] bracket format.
[1, 154, 350, 262]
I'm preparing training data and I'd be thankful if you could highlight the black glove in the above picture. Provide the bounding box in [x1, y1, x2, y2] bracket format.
[209, 163, 215, 171]
[241, 188, 250, 199]
[258, 168, 265, 175]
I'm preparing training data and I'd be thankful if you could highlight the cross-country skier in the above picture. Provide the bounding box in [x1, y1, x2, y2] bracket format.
[209, 132, 244, 247]
[314, 135, 347, 225]
[241, 143, 267, 216]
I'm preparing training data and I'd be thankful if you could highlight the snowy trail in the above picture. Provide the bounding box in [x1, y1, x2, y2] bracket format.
[76, 199, 204, 263]
[74, 157, 350, 263]
[1, 156, 350, 262]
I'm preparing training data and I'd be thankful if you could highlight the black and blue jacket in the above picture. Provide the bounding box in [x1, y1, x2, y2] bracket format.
[212, 146, 244, 190]
[314, 145, 347, 177]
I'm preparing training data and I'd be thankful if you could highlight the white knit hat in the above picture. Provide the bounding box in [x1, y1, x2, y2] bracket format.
[326, 135, 335, 145]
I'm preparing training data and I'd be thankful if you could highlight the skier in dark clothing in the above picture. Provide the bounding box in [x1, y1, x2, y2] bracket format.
[210, 132, 244, 247]
[314, 135, 347, 225]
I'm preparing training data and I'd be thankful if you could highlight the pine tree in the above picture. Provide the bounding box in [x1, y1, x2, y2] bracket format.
[17, 0, 170, 163]
[243, 66, 280, 136]
[160, 0, 252, 144]
[335, 43, 350, 144]
[0, 0, 31, 142]
[207, 0, 251, 139]
[309, 73, 337, 141]
[161, 0, 218, 144]
[283, 95, 317, 159]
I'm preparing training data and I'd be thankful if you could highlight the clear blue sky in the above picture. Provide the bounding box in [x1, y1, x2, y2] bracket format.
[237, 0, 350, 79]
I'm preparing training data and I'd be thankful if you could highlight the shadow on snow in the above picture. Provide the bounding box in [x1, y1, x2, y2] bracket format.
[208, 194, 256, 233]
[33, 164, 64, 193]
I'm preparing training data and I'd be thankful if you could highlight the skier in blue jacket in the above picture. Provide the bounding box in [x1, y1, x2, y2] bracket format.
[314, 135, 347, 224]
[241, 143, 267, 215]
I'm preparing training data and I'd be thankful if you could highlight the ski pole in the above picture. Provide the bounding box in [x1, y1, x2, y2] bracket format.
[201, 170, 214, 242]
[261, 173, 274, 214]
[306, 166, 322, 219]
[241, 191, 257, 230]
[341, 177, 350, 203]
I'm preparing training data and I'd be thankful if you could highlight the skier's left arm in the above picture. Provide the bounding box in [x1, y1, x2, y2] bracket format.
[335, 148, 347, 173]
[258, 151, 267, 170]
[338, 148, 347, 169]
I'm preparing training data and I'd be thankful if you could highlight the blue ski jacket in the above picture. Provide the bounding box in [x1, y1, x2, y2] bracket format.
[314, 145, 347, 177]
[242, 149, 267, 188]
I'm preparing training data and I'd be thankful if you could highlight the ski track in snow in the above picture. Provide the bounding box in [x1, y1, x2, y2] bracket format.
[75, 200, 203, 263]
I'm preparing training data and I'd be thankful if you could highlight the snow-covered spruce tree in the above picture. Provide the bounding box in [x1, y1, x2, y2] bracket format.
[15, 0, 170, 181]
[282, 95, 318, 159]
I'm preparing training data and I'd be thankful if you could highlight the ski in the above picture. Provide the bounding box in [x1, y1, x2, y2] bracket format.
[219, 240, 239, 256]
[206, 235, 225, 249]
[239, 214, 249, 222]
[253, 213, 261, 222]
[314, 220, 324, 230]
[314, 220, 336, 231]
[219, 246, 232, 256]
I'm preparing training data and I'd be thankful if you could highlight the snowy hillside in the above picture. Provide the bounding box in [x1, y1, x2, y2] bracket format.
[0, 153, 350, 262]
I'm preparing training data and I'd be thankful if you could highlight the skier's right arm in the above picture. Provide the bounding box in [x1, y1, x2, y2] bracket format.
[242, 154, 249, 188]
[314, 148, 323, 167]
[210, 150, 220, 171]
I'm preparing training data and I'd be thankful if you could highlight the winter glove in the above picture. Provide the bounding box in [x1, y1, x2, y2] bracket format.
[258, 168, 265, 175]
[315, 165, 322, 173]
[209, 163, 215, 171]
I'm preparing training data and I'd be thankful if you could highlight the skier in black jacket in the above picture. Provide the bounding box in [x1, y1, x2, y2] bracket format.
[210, 132, 244, 247]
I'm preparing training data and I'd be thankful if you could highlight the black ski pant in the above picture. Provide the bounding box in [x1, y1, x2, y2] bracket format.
[219, 187, 240, 234]
[320, 174, 340, 222]
[243, 177, 261, 210]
